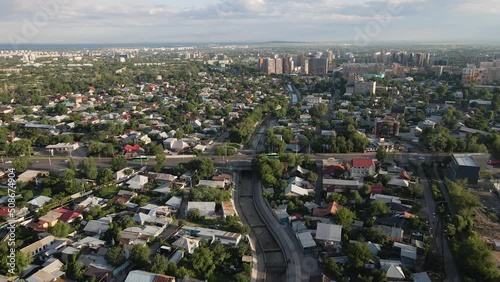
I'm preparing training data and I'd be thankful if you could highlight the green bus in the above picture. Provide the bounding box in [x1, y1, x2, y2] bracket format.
[132, 156, 150, 162]
[265, 153, 280, 159]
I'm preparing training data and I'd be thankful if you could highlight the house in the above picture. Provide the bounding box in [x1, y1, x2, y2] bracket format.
[79, 253, 114, 281]
[413, 272, 432, 282]
[124, 270, 175, 282]
[20, 236, 56, 257]
[28, 208, 82, 231]
[126, 175, 149, 190]
[61, 246, 80, 263]
[178, 226, 242, 246]
[290, 165, 310, 175]
[371, 194, 401, 204]
[77, 196, 106, 211]
[222, 201, 236, 217]
[27, 196, 52, 209]
[387, 178, 410, 188]
[393, 242, 417, 268]
[25, 258, 64, 282]
[72, 237, 106, 250]
[284, 184, 311, 197]
[83, 216, 112, 236]
[120, 226, 164, 245]
[315, 223, 342, 243]
[313, 202, 341, 217]
[114, 167, 134, 182]
[447, 153, 481, 184]
[123, 143, 142, 158]
[350, 158, 376, 178]
[134, 204, 171, 227]
[322, 179, 362, 193]
[297, 232, 317, 253]
[172, 236, 202, 254]
[197, 180, 226, 189]
[165, 196, 182, 210]
[375, 225, 404, 242]
[187, 202, 216, 217]
[384, 264, 406, 281]
[365, 242, 382, 255]
[17, 170, 49, 183]
[153, 182, 172, 194]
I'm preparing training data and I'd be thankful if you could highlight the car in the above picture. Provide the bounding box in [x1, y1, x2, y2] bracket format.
[4, 161, 12, 164]
[418, 156, 426, 160]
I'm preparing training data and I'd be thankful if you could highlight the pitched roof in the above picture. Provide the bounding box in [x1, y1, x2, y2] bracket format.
[313, 202, 341, 217]
[386, 265, 405, 279]
[53, 208, 82, 222]
[285, 184, 309, 196]
[351, 158, 375, 168]
[172, 236, 201, 254]
[315, 223, 342, 242]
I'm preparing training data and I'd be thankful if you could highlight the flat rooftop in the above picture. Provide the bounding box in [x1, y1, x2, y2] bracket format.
[453, 154, 479, 167]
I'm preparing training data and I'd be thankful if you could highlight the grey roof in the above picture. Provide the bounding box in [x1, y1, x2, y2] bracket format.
[315, 223, 342, 242]
[453, 154, 480, 167]
[125, 270, 174, 282]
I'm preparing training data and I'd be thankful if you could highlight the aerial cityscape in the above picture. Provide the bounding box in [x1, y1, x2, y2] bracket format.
[1, 1, 500, 282]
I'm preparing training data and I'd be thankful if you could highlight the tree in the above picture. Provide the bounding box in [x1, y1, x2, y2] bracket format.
[130, 244, 150, 267]
[0, 251, 32, 276]
[155, 153, 166, 172]
[13, 156, 30, 173]
[48, 221, 71, 237]
[105, 246, 126, 267]
[187, 208, 201, 221]
[117, 215, 136, 229]
[150, 254, 168, 274]
[66, 261, 87, 281]
[190, 245, 216, 278]
[110, 155, 127, 171]
[369, 200, 390, 217]
[67, 157, 76, 170]
[6, 139, 31, 156]
[334, 208, 356, 227]
[346, 242, 373, 269]
[375, 147, 388, 162]
[456, 232, 500, 281]
[99, 168, 114, 184]
[80, 158, 98, 180]
[324, 258, 344, 280]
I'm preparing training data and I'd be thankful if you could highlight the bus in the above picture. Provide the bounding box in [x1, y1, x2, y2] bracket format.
[132, 156, 150, 162]
[265, 153, 280, 159]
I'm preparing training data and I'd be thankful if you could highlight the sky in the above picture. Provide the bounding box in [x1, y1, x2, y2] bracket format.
[1, 0, 500, 45]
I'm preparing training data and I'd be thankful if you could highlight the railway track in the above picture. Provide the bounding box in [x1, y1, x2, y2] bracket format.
[238, 171, 286, 282]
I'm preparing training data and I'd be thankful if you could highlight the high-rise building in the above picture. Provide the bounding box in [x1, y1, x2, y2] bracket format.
[327, 51, 334, 62]
[374, 117, 400, 137]
[479, 60, 500, 82]
[263, 58, 276, 75]
[309, 58, 328, 75]
[424, 53, 431, 67]
[354, 79, 377, 95]
[301, 58, 309, 74]
[275, 58, 283, 74]
[435, 66, 444, 77]
[283, 57, 294, 74]
[462, 64, 488, 84]
[257, 57, 265, 71]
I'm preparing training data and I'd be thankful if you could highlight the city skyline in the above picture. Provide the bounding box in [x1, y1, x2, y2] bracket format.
[1, 0, 500, 45]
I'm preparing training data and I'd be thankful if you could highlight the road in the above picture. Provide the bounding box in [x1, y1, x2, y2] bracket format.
[432, 164, 462, 282]
[0, 152, 452, 173]
[419, 165, 461, 282]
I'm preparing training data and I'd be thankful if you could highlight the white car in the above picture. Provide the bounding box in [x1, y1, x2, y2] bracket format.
[4, 161, 12, 164]
[418, 157, 426, 160]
